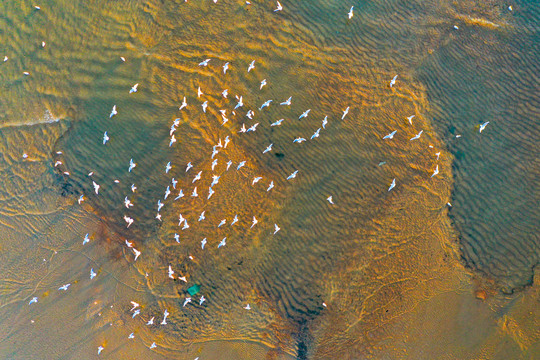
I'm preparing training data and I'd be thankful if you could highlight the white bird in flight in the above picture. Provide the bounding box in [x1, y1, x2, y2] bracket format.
[410, 130, 423, 141]
[218, 237, 226, 248]
[179, 96, 187, 110]
[293, 137, 306, 143]
[267, 181, 274, 191]
[287, 170, 298, 180]
[199, 58, 210, 66]
[199, 211, 206, 222]
[263, 144, 273, 154]
[322, 116, 328, 129]
[251, 216, 258, 228]
[201, 238, 207, 249]
[237, 161, 246, 170]
[124, 215, 134, 228]
[110, 105, 117, 118]
[193, 171, 202, 183]
[103, 131, 109, 145]
[231, 215, 239, 226]
[197, 86, 203, 98]
[58, 284, 70, 291]
[248, 60, 255, 72]
[161, 309, 169, 325]
[342, 107, 350, 119]
[222, 89, 228, 98]
[124, 196, 133, 208]
[129, 158, 136, 172]
[165, 162, 172, 173]
[275, 1, 282, 12]
[29, 297, 38, 305]
[260, 79, 267, 89]
[280, 96, 292, 106]
[132, 248, 141, 261]
[260, 99, 272, 110]
[169, 135, 176, 147]
[479, 121, 489, 133]
[93, 181, 100, 195]
[431, 165, 439, 177]
[168, 265, 174, 279]
[218, 219, 226, 227]
[388, 178, 396, 191]
[299, 109, 311, 119]
[271, 119, 284, 126]
[407, 115, 415, 124]
[311, 128, 321, 139]
[327, 196, 334, 204]
[130, 83, 138, 93]
[90, 268, 97, 279]
[252, 176, 262, 185]
[186, 162, 193, 172]
[235, 96, 243, 109]
[223, 62, 229, 74]
[383, 130, 397, 139]
[83, 233, 90, 245]
[274, 224, 280, 234]
[348, 6, 354, 19]
[389, 75, 398, 88]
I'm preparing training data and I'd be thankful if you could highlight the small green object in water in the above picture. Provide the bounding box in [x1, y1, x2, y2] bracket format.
[187, 284, 200, 296]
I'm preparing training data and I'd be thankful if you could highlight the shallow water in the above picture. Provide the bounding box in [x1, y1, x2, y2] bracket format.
[0, 0, 538, 359]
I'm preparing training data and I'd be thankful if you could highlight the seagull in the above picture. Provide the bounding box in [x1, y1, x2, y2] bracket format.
[168, 265, 175, 279]
[124, 196, 133, 208]
[311, 128, 321, 139]
[224, 136, 230, 148]
[83, 233, 90, 245]
[208, 187, 214, 199]
[161, 309, 169, 325]
[186, 162, 193, 172]
[191, 187, 198, 197]
[410, 130, 423, 141]
[299, 109, 311, 119]
[128, 158, 137, 172]
[479, 121, 489, 133]
[327, 196, 334, 204]
[248, 60, 255, 72]
[146, 317, 155, 325]
[182, 219, 189, 230]
[267, 181, 274, 191]
[239, 123, 247, 133]
[199, 295, 206, 305]
[29, 297, 38, 305]
[149, 342, 157, 349]
[274, 1, 283, 11]
[222, 89, 228, 98]
[235, 96, 243, 109]
[110, 105, 117, 118]
[193, 171, 202, 183]
[132, 248, 141, 260]
[98, 346, 104, 355]
[128, 333, 135, 339]
[199, 58, 210, 66]
[431, 165, 439, 177]
[407, 115, 415, 124]
[231, 215, 239, 226]
[348, 6, 354, 19]
[259, 99, 272, 110]
[280, 96, 292, 106]
[125, 240, 133, 248]
[260, 79, 267, 89]
[156, 213, 162, 221]
[58, 284, 70, 291]
[274, 223, 280, 234]
[271, 119, 284, 126]
[322, 116, 328, 128]
[293, 137, 306, 143]
[435, 152, 441, 160]
[389, 75, 398, 88]
[164, 186, 171, 199]
[90, 268, 97, 279]
[130, 83, 138, 93]
[169, 135, 176, 147]
[218, 219, 226, 227]
[383, 130, 397, 139]
[178, 214, 186, 226]
[237, 161, 246, 170]
[287, 170, 299, 180]
[252, 176, 262, 185]
[223, 62, 229, 74]
[198, 211, 206, 222]
[3, 56, 7, 62]
[226, 160, 233, 170]
[183, 297, 192, 307]
[244, 304, 251, 310]
[388, 178, 396, 191]
[132, 309, 140, 318]
[179, 97, 187, 110]
[174, 233, 180, 243]
[130, 301, 140, 311]
[197, 86, 203, 98]
[171, 178, 177, 189]
[247, 123, 259, 132]
[175, 189, 184, 200]
[202, 101, 208, 113]
[93, 181, 100, 195]
[342, 107, 350, 119]
[201, 238, 207, 249]
[211, 175, 220, 186]
[77, 194, 84, 204]
[103, 131, 109, 144]
[263, 144, 273, 154]
[165, 162, 172, 173]
[178, 275, 187, 283]
[157, 200, 164, 211]
[211, 158, 218, 170]
[124, 215, 134, 228]
[218, 237, 227, 248]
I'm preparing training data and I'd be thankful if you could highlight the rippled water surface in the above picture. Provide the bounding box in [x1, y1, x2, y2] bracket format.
[0, 0, 538, 359]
